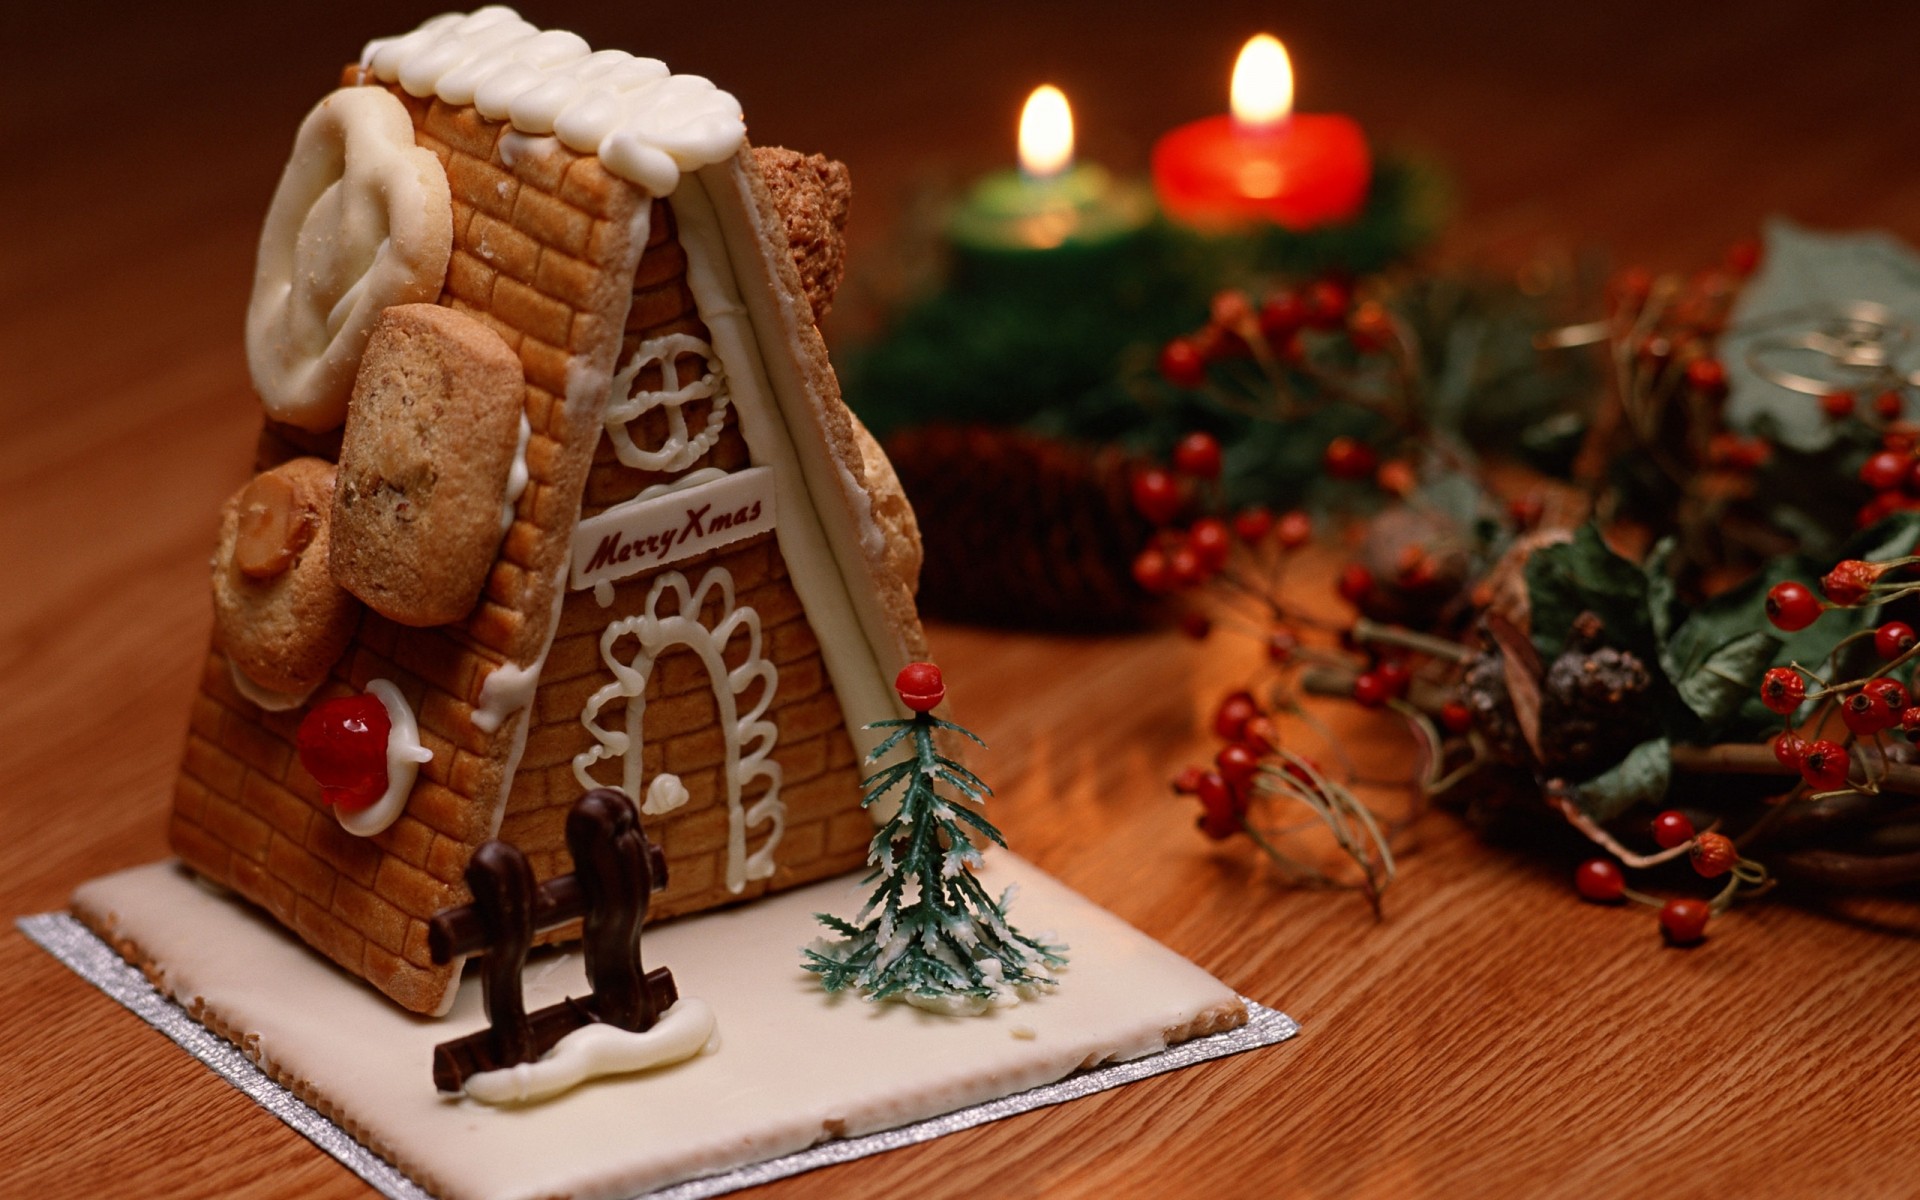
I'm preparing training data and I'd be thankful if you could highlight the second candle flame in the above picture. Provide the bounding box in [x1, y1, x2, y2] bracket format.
[1018, 85, 1074, 178]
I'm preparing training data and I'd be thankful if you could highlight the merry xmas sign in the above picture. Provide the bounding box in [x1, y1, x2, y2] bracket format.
[569, 467, 776, 593]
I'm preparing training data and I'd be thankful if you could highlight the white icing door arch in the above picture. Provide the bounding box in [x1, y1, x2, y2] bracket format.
[573, 567, 783, 892]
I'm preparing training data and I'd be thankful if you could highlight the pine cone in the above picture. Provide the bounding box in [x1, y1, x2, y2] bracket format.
[1538, 615, 1656, 776]
[882, 425, 1155, 630]
[1459, 647, 1533, 768]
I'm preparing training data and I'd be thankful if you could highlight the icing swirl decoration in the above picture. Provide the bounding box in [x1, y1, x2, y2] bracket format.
[605, 333, 731, 472]
[246, 88, 454, 432]
[360, 7, 748, 197]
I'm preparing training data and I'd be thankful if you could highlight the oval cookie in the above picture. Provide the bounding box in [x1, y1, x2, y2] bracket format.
[214, 457, 362, 697]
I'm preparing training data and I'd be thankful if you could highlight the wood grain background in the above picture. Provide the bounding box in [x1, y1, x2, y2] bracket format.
[4, 2, 1920, 1197]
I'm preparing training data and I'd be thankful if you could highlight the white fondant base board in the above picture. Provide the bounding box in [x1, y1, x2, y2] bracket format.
[38, 855, 1295, 1200]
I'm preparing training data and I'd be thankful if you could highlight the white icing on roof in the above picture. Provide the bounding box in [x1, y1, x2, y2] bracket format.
[360, 7, 746, 196]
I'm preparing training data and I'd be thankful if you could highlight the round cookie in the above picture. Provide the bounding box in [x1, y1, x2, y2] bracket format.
[213, 457, 361, 697]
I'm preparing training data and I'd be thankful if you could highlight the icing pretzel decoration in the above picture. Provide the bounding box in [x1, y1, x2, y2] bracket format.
[245, 87, 454, 432]
[604, 333, 731, 472]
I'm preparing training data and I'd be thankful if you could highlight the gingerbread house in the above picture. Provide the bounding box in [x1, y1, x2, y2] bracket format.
[170, 8, 931, 1015]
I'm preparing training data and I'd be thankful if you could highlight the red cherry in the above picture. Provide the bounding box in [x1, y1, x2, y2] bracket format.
[1651, 810, 1696, 850]
[1770, 732, 1807, 769]
[1213, 691, 1259, 741]
[1304, 278, 1351, 329]
[1691, 832, 1738, 879]
[1687, 358, 1729, 398]
[1574, 859, 1625, 903]
[1233, 506, 1274, 543]
[1861, 451, 1909, 492]
[1130, 466, 1183, 525]
[1266, 627, 1299, 663]
[1800, 739, 1852, 791]
[1759, 667, 1806, 714]
[1660, 898, 1711, 945]
[296, 694, 392, 811]
[1259, 290, 1307, 341]
[1173, 431, 1224, 480]
[1159, 338, 1208, 388]
[1820, 391, 1856, 420]
[1275, 510, 1313, 549]
[1323, 436, 1378, 480]
[1866, 676, 1910, 713]
[1874, 390, 1905, 420]
[1352, 672, 1390, 709]
[1765, 581, 1824, 631]
[895, 662, 946, 712]
[1439, 701, 1473, 735]
[1876, 622, 1917, 659]
[1374, 659, 1413, 700]
[1336, 563, 1374, 606]
[1132, 547, 1172, 594]
[1188, 517, 1231, 571]
[1216, 743, 1261, 789]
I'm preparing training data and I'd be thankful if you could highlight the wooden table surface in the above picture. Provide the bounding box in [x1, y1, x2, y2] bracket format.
[5, 2, 1920, 1197]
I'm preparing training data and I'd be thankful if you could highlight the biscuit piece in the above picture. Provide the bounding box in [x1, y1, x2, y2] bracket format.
[750, 147, 851, 323]
[213, 457, 360, 696]
[331, 304, 526, 627]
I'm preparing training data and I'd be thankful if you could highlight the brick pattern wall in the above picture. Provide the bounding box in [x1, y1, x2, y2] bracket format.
[170, 85, 872, 1011]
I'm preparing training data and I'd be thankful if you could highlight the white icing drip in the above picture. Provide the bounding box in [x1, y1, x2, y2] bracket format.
[463, 997, 718, 1105]
[643, 773, 690, 816]
[496, 129, 556, 168]
[500, 411, 531, 537]
[473, 559, 568, 734]
[361, 8, 746, 197]
[336, 680, 434, 838]
[227, 661, 318, 712]
[594, 579, 615, 607]
[564, 356, 599, 415]
[574, 566, 784, 892]
[604, 333, 730, 472]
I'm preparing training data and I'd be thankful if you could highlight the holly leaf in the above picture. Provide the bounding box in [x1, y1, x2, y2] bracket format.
[1574, 737, 1671, 821]
[1524, 523, 1656, 663]
[1669, 629, 1782, 732]
[1644, 538, 1680, 652]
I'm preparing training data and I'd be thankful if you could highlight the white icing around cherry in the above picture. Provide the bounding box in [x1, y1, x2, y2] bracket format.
[336, 680, 435, 837]
[359, 7, 747, 197]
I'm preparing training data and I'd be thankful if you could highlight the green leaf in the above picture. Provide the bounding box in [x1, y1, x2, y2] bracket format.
[1525, 523, 1656, 662]
[1575, 738, 1671, 821]
[1644, 538, 1679, 652]
[1670, 629, 1782, 731]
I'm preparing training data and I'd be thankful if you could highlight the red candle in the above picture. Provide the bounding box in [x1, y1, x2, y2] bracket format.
[1152, 35, 1371, 232]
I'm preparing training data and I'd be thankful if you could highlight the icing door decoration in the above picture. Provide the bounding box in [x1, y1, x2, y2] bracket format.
[574, 567, 784, 892]
[604, 333, 730, 472]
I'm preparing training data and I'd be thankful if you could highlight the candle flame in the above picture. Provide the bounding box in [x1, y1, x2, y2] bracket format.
[1018, 85, 1074, 177]
[1231, 34, 1294, 127]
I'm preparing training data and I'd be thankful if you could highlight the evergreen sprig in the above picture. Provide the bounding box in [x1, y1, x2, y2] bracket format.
[803, 713, 1067, 1008]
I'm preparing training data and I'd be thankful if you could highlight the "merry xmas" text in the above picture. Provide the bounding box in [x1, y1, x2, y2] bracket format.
[569, 467, 777, 592]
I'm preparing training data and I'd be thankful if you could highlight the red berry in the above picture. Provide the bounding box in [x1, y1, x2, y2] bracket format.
[1905, 459, 1920, 497]
[1374, 659, 1413, 700]
[1687, 358, 1729, 398]
[1659, 898, 1711, 945]
[1131, 547, 1172, 594]
[1765, 580, 1823, 631]
[1861, 451, 1909, 492]
[1233, 506, 1274, 543]
[1874, 390, 1905, 420]
[1507, 494, 1545, 530]
[1574, 858, 1625, 903]
[895, 662, 946, 712]
[1691, 832, 1738, 879]
[1902, 706, 1920, 743]
[1771, 732, 1808, 769]
[1348, 301, 1395, 352]
[1266, 627, 1299, 663]
[1195, 770, 1241, 839]
[1866, 676, 1910, 713]
[1239, 715, 1281, 753]
[1173, 431, 1224, 480]
[1352, 672, 1390, 709]
[1439, 701, 1473, 735]
[1336, 563, 1374, 606]
[1820, 391, 1856, 420]
[1188, 517, 1231, 571]
[1216, 743, 1261, 790]
[1168, 543, 1205, 588]
[1375, 459, 1417, 497]
[1258, 290, 1307, 341]
[1275, 510, 1313, 549]
[1821, 559, 1884, 606]
[1725, 238, 1761, 276]
[1323, 436, 1377, 480]
[1130, 466, 1183, 525]
[1179, 611, 1213, 640]
[1651, 810, 1696, 850]
[1875, 622, 1917, 659]
[1213, 692, 1259, 741]
[1159, 338, 1208, 388]
[1304, 278, 1351, 329]
[1759, 667, 1806, 714]
[1210, 288, 1254, 329]
[296, 694, 392, 811]
[1799, 739, 1852, 791]
[1171, 765, 1206, 795]
[1843, 688, 1899, 736]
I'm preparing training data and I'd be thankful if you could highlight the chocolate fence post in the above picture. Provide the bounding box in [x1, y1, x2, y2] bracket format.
[467, 840, 538, 1068]
[568, 788, 676, 1031]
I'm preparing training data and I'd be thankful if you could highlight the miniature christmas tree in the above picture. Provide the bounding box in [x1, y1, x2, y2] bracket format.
[804, 662, 1067, 1013]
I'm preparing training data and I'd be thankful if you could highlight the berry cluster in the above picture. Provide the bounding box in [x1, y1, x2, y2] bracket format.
[1854, 427, 1920, 528]
[1156, 279, 1376, 391]
[1573, 808, 1761, 946]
